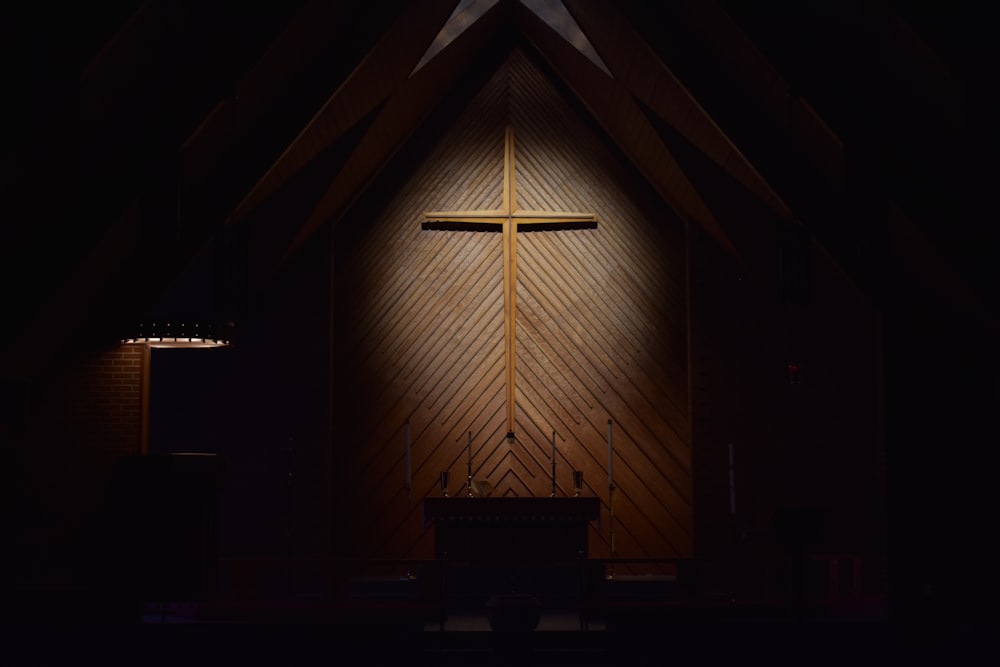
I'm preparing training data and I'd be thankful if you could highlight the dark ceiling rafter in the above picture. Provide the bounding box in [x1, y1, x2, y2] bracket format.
[614, 0, 997, 327]
[270, 0, 515, 274]
[179, 0, 390, 196]
[3, 0, 996, 391]
[0, 0, 405, 384]
[230, 0, 461, 227]
[269, 0, 752, 277]
[514, 1, 743, 264]
[645, 0, 848, 194]
[172, 1, 420, 296]
[562, 0, 792, 222]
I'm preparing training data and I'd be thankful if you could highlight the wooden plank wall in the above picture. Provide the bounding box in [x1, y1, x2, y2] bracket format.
[334, 49, 691, 563]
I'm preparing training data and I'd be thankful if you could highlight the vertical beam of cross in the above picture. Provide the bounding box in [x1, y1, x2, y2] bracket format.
[422, 126, 597, 443]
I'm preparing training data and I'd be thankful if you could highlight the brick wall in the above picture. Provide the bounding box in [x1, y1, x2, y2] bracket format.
[10, 341, 148, 587]
[66, 343, 147, 460]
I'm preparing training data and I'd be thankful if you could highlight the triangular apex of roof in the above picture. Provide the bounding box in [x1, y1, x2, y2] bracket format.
[415, 48, 611, 211]
[412, 0, 611, 77]
[339, 48, 685, 233]
[272, 36, 745, 276]
[349, 48, 686, 241]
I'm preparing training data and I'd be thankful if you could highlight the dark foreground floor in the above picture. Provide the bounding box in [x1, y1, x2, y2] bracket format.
[4, 609, 998, 667]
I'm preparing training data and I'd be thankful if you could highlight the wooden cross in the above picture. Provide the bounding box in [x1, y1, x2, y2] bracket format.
[422, 125, 597, 443]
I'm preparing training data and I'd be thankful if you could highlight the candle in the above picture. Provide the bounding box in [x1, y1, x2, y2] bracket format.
[607, 419, 614, 487]
[468, 431, 472, 467]
[405, 420, 411, 491]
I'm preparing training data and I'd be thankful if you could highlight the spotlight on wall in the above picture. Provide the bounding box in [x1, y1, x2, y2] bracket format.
[122, 321, 233, 348]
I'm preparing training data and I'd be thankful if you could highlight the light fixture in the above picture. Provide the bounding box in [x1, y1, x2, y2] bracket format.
[122, 321, 233, 348]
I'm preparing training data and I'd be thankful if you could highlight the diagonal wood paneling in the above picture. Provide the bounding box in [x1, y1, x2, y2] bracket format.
[334, 48, 691, 560]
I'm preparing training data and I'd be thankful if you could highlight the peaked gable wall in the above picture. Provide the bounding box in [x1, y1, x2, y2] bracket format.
[334, 48, 691, 560]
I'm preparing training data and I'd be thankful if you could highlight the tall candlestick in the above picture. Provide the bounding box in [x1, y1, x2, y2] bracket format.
[404, 420, 411, 491]
[551, 430, 557, 497]
[728, 442, 736, 515]
[467, 431, 473, 496]
[607, 419, 614, 487]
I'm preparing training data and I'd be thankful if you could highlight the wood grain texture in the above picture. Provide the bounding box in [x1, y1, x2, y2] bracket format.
[334, 49, 690, 560]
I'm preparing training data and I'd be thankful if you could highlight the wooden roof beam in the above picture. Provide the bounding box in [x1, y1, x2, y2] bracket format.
[231, 0, 461, 223]
[517, 3, 743, 264]
[564, 0, 792, 222]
